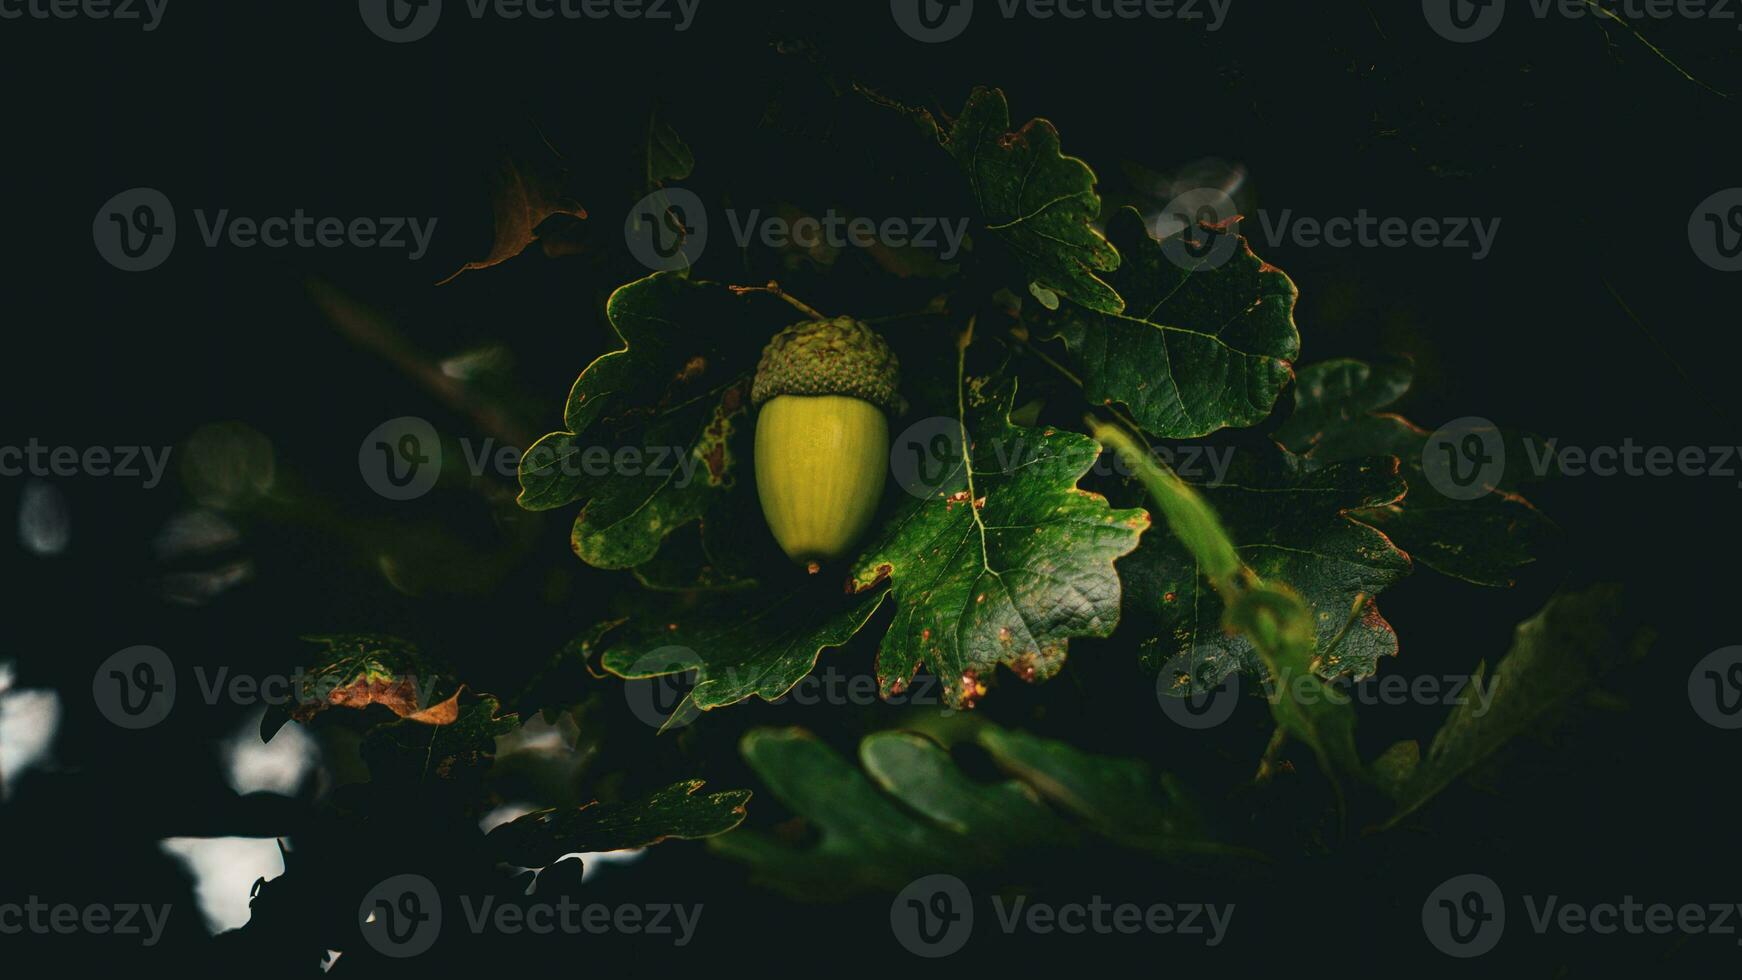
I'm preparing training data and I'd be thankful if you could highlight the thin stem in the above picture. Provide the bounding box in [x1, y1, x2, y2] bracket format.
[956, 317, 994, 569]
[728, 281, 827, 320]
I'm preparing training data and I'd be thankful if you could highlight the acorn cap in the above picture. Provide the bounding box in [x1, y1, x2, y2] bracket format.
[751, 316, 902, 414]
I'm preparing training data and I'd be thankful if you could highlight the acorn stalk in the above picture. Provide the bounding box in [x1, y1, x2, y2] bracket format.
[751, 317, 901, 568]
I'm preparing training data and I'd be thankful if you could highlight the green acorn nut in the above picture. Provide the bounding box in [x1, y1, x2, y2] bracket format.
[752, 316, 901, 568]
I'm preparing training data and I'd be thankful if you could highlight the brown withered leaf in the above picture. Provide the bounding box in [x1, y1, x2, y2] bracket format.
[439, 141, 587, 284]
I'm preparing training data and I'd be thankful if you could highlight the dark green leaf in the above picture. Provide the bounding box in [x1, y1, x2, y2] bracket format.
[1119, 450, 1412, 693]
[600, 582, 891, 712]
[488, 779, 750, 867]
[360, 696, 520, 786]
[518, 273, 789, 568]
[714, 723, 1222, 899]
[645, 108, 694, 190]
[1098, 427, 1364, 797]
[847, 379, 1149, 708]
[1276, 359, 1555, 587]
[1046, 207, 1300, 438]
[1380, 586, 1654, 824]
[878, 86, 1122, 313]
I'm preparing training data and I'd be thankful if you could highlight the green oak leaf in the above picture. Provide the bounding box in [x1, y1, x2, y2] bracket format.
[1045, 207, 1301, 439]
[711, 728, 970, 898]
[599, 581, 891, 713]
[713, 723, 1223, 899]
[879, 86, 1122, 313]
[645, 107, 694, 190]
[1098, 426, 1364, 797]
[972, 725, 1210, 853]
[846, 378, 1149, 709]
[1119, 449, 1412, 695]
[1380, 585, 1654, 826]
[1275, 359, 1556, 587]
[487, 779, 750, 868]
[518, 273, 789, 568]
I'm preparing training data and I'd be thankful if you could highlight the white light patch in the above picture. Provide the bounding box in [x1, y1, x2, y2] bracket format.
[222, 708, 318, 796]
[18, 481, 70, 556]
[0, 686, 62, 798]
[159, 837, 287, 934]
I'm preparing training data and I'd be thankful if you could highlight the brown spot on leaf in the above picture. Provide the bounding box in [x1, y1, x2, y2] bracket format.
[676, 356, 707, 384]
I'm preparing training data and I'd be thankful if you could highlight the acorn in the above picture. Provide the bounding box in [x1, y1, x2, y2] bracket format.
[751, 317, 901, 568]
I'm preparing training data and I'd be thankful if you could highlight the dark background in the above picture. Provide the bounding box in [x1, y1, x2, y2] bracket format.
[1, 0, 1737, 974]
